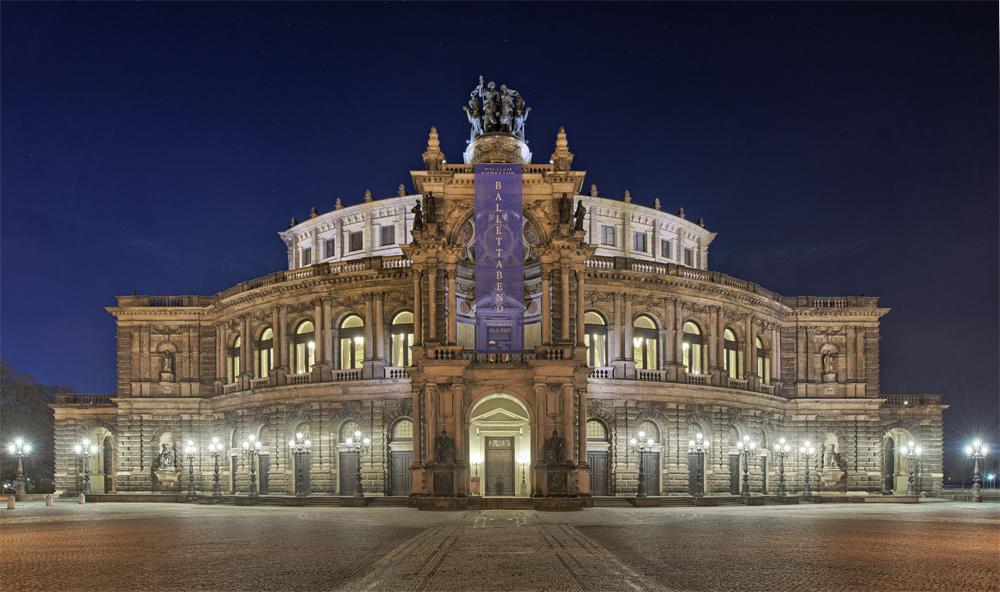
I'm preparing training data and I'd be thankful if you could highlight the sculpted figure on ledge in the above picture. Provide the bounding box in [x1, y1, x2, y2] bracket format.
[465, 76, 529, 140]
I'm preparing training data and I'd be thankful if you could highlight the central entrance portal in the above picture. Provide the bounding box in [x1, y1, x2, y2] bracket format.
[469, 394, 532, 497]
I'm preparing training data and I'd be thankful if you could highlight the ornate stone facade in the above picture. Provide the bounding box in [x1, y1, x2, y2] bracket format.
[51, 115, 944, 502]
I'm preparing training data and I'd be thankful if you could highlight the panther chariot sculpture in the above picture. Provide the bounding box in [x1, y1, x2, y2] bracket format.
[462, 76, 533, 165]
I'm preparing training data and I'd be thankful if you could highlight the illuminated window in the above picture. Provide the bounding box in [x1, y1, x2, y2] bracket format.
[586, 420, 607, 441]
[256, 328, 273, 379]
[339, 315, 364, 369]
[341, 421, 360, 442]
[293, 321, 315, 374]
[682, 321, 703, 375]
[633, 231, 647, 253]
[584, 311, 608, 367]
[633, 315, 658, 370]
[390, 311, 414, 367]
[392, 419, 413, 440]
[601, 226, 616, 246]
[349, 231, 363, 252]
[756, 336, 770, 384]
[724, 328, 740, 379]
[302, 247, 311, 266]
[227, 336, 241, 383]
[661, 239, 672, 259]
[638, 420, 659, 443]
[325, 238, 335, 259]
[380, 225, 395, 246]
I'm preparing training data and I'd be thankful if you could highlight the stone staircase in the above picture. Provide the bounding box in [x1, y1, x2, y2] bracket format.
[592, 496, 633, 507]
[480, 497, 535, 510]
[368, 496, 408, 507]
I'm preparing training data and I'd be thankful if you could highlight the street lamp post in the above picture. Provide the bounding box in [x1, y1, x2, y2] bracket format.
[345, 430, 371, 498]
[207, 437, 223, 498]
[7, 439, 31, 498]
[966, 440, 989, 503]
[183, 440, 198, 497]
[800, 441, 816, 497]
[73, 439, 98, 495]
[687, 433, 709, 497]
[241, 434, 262, 499]
[288, 432, 312, 498]
[736, 435, 757, 498]
[518, 450, 530, 496]
[629, 430, 654, 498]
[900, 441, 922, 496]
[773, 438, 791, 497]
[988, 473, 996, 492]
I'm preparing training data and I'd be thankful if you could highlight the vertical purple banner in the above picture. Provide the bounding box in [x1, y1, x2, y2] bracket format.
[474, 164, 523, 353]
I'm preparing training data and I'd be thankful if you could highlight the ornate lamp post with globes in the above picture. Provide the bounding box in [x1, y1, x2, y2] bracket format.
[735, 435, 756, 497]
[900, 441, 921, 496]
[629, 430, 654, 498]
[241, 434, 262, 499]
[183, 440, 198, 497]
[773, 438, 791, 497]
[289, 432, 312, 498]
[688, 432, 709, 497]
[207, 437, 223, 498]
[74, 439, 98, 495]
[345, 429, 371, 498]
[800, 441, 816, 497]
[966, 439, 989, 503]
[7, 439, 31, 498]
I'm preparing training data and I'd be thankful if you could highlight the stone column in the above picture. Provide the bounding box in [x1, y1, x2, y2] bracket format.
[560, 265, 571, 341]
[563, 385, 574, 463]
[428, 269, 437, 341]
[215, 325, 225, 380]
[658, 328, 668, 370]
[375, 293, 385, 361]
[271, 307, 281, 372]
[323, 299, 334, 365]
[845, 326, 855, 382]
[412, 387, 422, 464]
[241, 316, 251, 387]
[856, 327, 866, 382]
[541, 267, 551, 345]
[771, 326, 781, 383]
[364, 295, 374, 361]
[611, 294, 622, 360]
[313, 300, 325, 367]
[413, 270, 423, 346]
[623, 294, 635, 379]
[279, 305, 289, 371]
[577, 389, 588, 465]
[446, 271, 457, 346]
[576, 271, 585, 345]
[747, 317, 757, 378]
[426, 385, 436, 461]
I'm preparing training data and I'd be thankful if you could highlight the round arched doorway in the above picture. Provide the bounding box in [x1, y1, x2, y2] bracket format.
[468, 394, 532, 497]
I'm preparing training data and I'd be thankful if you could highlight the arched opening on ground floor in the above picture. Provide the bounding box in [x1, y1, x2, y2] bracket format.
[469, 394, 531, 496]
[882, 427, 915, 494]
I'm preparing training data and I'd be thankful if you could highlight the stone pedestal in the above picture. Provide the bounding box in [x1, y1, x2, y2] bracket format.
[159, 372, 174, 383]
[431, 464, 456, 497]
[545, 463, 572, 497]
[153, 469, 178, 493]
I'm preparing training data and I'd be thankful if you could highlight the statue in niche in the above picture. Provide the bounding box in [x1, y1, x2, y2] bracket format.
[424, 192, 436, 224]
[157, 443, 176, 470]
[463, 96, 484, 144]
[434, 430, 456, 465]
[825, 443, 838, 468]
[573, 200, 586, 231]
[822, 352, 835, 374]
[411, 201, 424, 231]
[161, 351, 173, 374]
[558, 193, 572, 224]
[545, 430, 566, 463]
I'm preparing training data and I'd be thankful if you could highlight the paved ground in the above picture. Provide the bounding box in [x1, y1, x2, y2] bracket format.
[1, 499, 996, 592]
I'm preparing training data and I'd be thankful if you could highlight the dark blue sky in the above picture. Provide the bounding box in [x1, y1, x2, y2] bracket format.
[3, 3, 997, 447]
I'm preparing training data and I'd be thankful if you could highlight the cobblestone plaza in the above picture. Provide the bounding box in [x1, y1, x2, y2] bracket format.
[2, 500, 996, 591]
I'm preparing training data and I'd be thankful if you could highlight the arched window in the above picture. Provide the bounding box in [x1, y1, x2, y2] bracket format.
[586, 419, 608, 441]
[584, 311, 608, 367]
[339, 315, 364, 369]
[341, 420, 361, 443]
[724, 328, 740, 379]
[756, 336, 770, 384]
[391, 419, 413, 441]
[638, 420, 659, 443]
[390, 312, 414, 367]
[256, 327, 273, 379]
[633, 315, 658, 370]
[227, 335, 241, 383]
[682, 322, 703, 374]
[293, 321, 315, 375]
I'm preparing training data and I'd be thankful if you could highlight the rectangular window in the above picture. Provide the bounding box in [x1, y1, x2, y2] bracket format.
[601, 225, 616, 246]
[684, 248, 693, 267]
[380, 225, 395, 246]
[349, 231, 363, 252]
[325, 238, 335, 259]
[633, 231, 646, 253]
[302, 247, 311, 266]
[661, 239, 672, 259]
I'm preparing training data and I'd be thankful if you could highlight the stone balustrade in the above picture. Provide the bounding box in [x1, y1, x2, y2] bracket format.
[883, 395, 941, 406]
[55, 394, 114, 405]
[687, 373, 710, 386]
[250, 377, 270, 390]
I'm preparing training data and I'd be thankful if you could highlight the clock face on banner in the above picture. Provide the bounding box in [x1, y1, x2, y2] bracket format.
[474, 164, 524, 353]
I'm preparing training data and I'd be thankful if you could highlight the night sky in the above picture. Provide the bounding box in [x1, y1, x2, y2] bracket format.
[3, 4, 997, 464]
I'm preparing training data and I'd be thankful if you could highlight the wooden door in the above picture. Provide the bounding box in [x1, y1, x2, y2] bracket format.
[391, 452, 413, 496]
[588, 451, 609, 496]
[759, 457, 767, 494]
[340, 452, 359, 495]
[485, 449, 514, 496]
[729, 454, 740, 494]
[687, 452, 703, 496]
[641, 452, 660, 495]
[231, 457, 238, 493]
[295, 452, 311, 495]
[258, 455, 270, 494]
